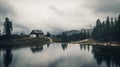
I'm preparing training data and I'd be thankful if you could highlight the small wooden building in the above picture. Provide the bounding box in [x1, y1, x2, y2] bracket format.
[29, 30, 44, 38]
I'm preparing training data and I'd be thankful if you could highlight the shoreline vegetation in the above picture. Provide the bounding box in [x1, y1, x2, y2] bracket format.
[0, 37, 120, 47]
[0, 38, 120, 46]
[0, 37, 50, 47]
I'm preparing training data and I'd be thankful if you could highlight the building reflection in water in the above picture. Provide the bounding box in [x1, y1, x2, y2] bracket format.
[61, 43, 68, 50]
[3, 47, 13, 67]
[92, 45, 120, 67]
[31, 45, 43, 53]
[46, 43, 50, 48]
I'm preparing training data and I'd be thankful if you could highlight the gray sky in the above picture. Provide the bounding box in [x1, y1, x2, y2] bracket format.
[0, 0, 120, 34]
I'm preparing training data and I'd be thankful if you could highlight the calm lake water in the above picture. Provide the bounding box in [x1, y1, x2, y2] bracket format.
[0, 43, 120, 67]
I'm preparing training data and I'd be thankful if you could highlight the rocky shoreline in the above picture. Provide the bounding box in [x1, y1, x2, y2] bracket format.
[72, 39, 120, 46]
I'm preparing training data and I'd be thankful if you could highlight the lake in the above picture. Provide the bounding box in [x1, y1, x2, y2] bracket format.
[0, 43, 120, 67]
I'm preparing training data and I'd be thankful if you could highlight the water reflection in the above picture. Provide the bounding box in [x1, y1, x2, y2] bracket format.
[3, 47, 12, 67]
[92, 45, 120, 67]
[30, 45, 43, 53]
[46, 43, 50, 48]
[79, 44, 90, 51]
[0, 43, 120, 67]
[61, 43, 68, 50]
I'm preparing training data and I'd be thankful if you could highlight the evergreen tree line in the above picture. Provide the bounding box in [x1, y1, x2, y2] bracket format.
[55, 31, 90, 42]
[92, 14, 120, 41]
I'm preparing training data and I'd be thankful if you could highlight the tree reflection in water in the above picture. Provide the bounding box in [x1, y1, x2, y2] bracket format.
[92, 45, 120, 67]
[79, 44, 90, 51]
[61, 43, 68, 51]
[79, 44, 120, 67]
[1, 43, 120, 67]
[3, 47, 12, 67]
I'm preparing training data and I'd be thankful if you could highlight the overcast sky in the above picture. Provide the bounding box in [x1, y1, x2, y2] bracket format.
[0, 0, 120, 34]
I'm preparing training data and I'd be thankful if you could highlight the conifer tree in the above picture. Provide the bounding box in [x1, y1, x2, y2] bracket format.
[4, 17, 13, 40]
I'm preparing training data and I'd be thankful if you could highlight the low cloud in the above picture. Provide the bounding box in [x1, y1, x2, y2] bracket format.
[0, 0, 15, 17]
[0, 0, 30, 34]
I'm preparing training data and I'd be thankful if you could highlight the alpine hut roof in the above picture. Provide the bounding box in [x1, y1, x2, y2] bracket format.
[30, 30, 44, 34]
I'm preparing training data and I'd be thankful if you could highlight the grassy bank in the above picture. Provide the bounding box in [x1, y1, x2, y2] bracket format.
[51, 37, 62, 43]
[0, 37, 49, 46]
